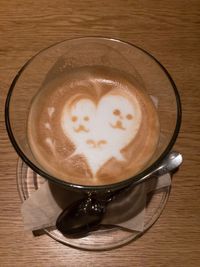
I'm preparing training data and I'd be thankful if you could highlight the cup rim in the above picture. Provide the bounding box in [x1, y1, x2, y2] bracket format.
[5, 36, 182, 191]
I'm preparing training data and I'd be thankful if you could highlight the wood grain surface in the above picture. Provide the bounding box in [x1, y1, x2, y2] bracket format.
[0, 0, 200, 266]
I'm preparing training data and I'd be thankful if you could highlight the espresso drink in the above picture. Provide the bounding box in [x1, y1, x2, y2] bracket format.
[28, 66, 160, 185]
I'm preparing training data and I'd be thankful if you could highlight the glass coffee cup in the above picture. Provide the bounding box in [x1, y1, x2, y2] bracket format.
[5, 37, 181, 235]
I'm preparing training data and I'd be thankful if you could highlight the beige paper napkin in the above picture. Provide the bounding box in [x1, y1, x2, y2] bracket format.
[21, 174, 171, 232]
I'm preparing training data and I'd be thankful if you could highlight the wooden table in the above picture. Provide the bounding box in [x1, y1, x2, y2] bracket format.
[0, 1, 200, 266]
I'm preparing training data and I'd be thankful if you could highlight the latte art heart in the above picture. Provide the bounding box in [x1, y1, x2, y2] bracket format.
[61, 93, 142, 177]
[27, 66, 160, 186]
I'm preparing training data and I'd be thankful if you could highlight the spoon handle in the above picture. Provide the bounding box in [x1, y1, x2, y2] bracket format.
[138, 151, 183, 184]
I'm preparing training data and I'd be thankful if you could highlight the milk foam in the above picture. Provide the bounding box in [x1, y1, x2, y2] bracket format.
[61, 91, 142, 177]
[28, 66, 160, 186]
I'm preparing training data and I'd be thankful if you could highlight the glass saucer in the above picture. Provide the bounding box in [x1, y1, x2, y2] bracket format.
[17, 158, 170, 251]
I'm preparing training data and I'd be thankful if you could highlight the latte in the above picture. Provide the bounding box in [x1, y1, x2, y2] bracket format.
[28, 66, 160, 185]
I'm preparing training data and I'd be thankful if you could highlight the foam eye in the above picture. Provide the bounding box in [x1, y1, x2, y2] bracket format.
[126, 114, 133, 120]
[84, 116, 89, 121]
[71, 116, 78, 122]
[113, 109, 120, 116]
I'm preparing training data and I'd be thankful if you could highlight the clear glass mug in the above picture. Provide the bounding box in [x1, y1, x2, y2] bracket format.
[5, 37, 181, 234]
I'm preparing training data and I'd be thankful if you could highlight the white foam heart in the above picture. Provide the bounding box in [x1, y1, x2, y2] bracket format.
[61, 92, 142, 177]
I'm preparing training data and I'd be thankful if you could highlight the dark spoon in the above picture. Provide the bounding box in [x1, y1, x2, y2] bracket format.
[56, 151, 183, 236]
[56, 196, 106, 236]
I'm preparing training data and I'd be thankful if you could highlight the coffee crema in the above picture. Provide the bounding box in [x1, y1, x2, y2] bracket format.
[28, 66, 160, 186]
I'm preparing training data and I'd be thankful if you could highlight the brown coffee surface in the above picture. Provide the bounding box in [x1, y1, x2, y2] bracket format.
[28, 66, 160, 186]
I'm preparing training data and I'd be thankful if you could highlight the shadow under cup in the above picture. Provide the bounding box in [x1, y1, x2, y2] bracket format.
[5, 37, 181, 192]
